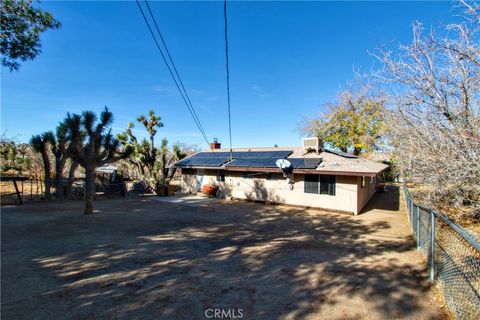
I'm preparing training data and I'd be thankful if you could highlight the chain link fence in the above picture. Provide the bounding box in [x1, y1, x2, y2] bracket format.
[403, 182, 480, 319]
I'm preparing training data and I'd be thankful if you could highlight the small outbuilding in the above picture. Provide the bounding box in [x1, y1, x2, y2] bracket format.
[95, 165, 127, 197]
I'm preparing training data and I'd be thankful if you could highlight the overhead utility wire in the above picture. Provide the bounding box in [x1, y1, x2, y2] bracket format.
[224, 0, 233, 159]
[135, 0, 212, 149]
[143, 0, 209, 144]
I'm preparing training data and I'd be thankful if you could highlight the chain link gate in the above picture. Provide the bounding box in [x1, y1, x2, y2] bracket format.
[403, 182, 480, 319]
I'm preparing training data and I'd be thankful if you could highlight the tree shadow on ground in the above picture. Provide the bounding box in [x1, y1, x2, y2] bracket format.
[1, 196, 438, 319]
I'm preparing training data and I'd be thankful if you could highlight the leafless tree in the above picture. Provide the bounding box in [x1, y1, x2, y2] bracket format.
[372, 0, 480, 221]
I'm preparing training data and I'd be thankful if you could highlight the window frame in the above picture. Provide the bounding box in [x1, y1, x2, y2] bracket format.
[216, 171, 225, 182]
[304, 174, 336, 196]
[319, 175, 336, 196]
[304, 174, 319, 194]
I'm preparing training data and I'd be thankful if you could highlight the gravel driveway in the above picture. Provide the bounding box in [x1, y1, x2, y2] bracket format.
[1, 186, 444, 319]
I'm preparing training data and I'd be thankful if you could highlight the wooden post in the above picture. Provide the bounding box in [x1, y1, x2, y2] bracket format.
[12, 180, 23, 205]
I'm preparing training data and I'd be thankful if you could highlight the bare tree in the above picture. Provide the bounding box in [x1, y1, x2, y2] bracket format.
[372, 0, 480, 220]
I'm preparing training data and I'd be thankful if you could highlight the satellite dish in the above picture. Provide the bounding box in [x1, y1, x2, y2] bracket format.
[276, 159, 291, 170]
[276, 159, 294, 180]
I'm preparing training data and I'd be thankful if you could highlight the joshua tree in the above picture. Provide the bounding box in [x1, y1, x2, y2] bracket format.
[137, 110, 163, 166]
[117, 110, 186, 194]
[46, 120, 81, 199]
[65, 160, 79, 199]
[30, 132, 53, 200]
[117, 110, 163, 191]
[67, 108, 131, 215]
[0, 135, 30, 175]
[46, 121, 69, 199]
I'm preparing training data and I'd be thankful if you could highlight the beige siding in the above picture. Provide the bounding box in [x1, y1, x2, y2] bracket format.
[356, 176, 377, 214]
[180, 169, 198, 194]
[286, 175, 357, 213]
[180, 169, 367, 214]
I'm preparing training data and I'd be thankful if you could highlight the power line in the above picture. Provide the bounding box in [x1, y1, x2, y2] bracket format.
[135, 0, 212, 149]
[224, 0, 233, 159]
[143, 1, 209, 144]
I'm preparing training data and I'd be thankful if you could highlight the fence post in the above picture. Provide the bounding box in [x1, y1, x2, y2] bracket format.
[416, 205, 420, 251]
[430, 210, 436, 283]
[410, 200, 414, 231]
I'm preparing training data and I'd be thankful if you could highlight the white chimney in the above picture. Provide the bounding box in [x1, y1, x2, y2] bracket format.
[302, 137, 323, 154]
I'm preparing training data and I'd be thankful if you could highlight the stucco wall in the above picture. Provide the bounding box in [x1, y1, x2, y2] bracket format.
[180, 169, 363, 214]
[356, 176, 377, 213]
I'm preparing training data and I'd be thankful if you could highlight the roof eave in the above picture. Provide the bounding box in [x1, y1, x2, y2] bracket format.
[178, 165, 382, 177]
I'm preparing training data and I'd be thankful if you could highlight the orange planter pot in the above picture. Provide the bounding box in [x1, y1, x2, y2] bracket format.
[202, 185, 218, 197]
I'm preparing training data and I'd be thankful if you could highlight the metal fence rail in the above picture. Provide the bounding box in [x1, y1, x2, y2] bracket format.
[403, 182, 480, 319]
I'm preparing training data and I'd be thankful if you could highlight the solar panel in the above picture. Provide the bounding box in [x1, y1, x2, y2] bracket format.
[324, 149, 357, 158]
[225, 157, 322, 169]
[288, 158, 322, 169]
[190, 151, 292, 158]
[175, 150, 294, 168]
[226, 158, 269, 168]
[175, 156, 230, 167]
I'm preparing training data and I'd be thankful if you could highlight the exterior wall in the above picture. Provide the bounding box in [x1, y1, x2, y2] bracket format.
[286, 174, 358, 213]
[180, 169, 198, 194]
[180, 169, 365, 214]
[356, 176, 377, 214]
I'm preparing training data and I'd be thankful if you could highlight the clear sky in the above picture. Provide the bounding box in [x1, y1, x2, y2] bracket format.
[1, 0, 454, 149]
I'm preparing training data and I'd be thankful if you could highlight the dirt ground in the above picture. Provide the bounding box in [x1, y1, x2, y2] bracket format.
[1, 185, 445, 319]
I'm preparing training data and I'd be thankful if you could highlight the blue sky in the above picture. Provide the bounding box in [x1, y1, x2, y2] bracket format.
[1, 1, 454, 149]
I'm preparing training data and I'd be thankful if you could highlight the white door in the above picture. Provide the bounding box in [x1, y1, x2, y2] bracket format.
[196, 169, 204, 191]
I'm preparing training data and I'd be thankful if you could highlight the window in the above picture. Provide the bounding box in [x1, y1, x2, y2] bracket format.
[304, 175, 336, 196]
[320, 175, 336, 196]
[304, 174, 319, 194]
[216, 171, 225, 182]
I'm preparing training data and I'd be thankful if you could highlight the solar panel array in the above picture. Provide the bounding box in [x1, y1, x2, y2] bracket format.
[175, 150, 322, 170]
[175, 151, 292, 168]
[225, 158, 321, 169]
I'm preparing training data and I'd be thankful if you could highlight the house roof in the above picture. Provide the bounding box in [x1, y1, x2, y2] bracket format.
[172, 147, 388, 176]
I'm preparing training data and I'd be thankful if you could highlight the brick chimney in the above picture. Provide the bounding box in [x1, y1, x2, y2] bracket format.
[210, 138, 221, 149]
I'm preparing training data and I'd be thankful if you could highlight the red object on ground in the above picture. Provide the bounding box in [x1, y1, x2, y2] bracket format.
[202, 185, 218, 197]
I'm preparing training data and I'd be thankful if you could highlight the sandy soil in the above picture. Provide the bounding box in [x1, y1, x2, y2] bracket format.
[1, 185, 445, 319]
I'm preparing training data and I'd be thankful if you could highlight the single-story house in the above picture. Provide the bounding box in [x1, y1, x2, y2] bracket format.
[172, 138, 388, 214]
